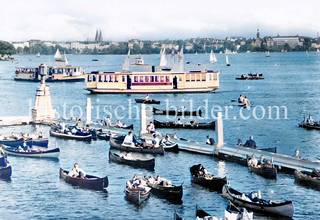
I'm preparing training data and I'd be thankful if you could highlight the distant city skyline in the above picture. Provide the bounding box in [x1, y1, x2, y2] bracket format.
[1, 0, 319, 42]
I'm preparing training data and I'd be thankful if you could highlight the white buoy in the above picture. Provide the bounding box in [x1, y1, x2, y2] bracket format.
[86, 98, 92, 124]
[140, 103, 147, 135]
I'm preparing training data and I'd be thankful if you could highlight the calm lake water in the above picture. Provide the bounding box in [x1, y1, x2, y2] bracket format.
[0, 52, 320, 219]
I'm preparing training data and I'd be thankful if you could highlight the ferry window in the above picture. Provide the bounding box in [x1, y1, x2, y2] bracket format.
[134, 76, 138, 82]
[209, 74, 212, 81]
[186, 74, 190, 82]
[140, 76, 144, 82]
[201, 74, 206, 81]
[160, 76, 164, 82]
[104, 75, 107, 82]
[145, 76, 149, 82]
[191, 74, 195, 81]
[155, 76, 159, 82]
[99, 75, 102, 82]
[196, 74, 201, 81]
[166, 76, 169, 82]
[115, 76, 118, 82]
[122, 76, 126, 82]
[150, 76, 154, 82]
[87, 75, 91, 82]
[213, 73, 217, 80]
[110, 75, 114, 82]
[74, 68, 76, 72]
[93, 75, 96, 82]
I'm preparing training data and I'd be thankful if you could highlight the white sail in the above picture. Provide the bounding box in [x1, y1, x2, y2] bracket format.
[178, 46, 184, 72]
[122, 49, 130, 71]
[266, 51, 270, 57]
[226, 55, 230, 66]
[209, 50, 217, 63]
[159, 48, 167, 66]
[36, 52, 40, 57]
[64, 53, 69, 65]
[54, 49, 62, 61]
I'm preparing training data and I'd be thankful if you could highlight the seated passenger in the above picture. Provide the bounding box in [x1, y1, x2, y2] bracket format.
[116, 120, 124, 128]
[206, 135, 215, 145]
[248, 156, 258, 167]
[152, 134, 160, 148]
[145, 94, 151, 101]
[237, 139, 243, 146]
[292, 150, 301, 158]
[244, 136, 256, 149]
[176, 118, 182, 125]
[68, 163, 86, 178]
[147, 122, 155, 133]
[122, 131, 135, 147]
[103, 116, 112, 126]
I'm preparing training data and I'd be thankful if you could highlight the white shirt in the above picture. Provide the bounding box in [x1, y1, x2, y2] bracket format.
[104, 118, 112, 126]
[68, 168, 86, 177]
[123, 134, 133, 144]
[117, 121, 124, 127]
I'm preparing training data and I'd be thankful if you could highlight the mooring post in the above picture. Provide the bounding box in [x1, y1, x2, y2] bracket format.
[86, 98, 92, 124]
[214, 112, 224, 155]
[140, 103, 147, 135]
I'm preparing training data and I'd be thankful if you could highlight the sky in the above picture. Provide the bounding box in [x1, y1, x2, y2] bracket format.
[0, 0, 319, 42]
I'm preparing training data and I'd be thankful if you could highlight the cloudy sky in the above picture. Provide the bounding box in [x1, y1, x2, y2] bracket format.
[0, 0, 319, 42]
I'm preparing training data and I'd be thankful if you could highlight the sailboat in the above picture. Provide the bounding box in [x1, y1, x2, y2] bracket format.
[317, 48, 320, 55]
[226, 55, 230, 66]
[122, 49, 130, 71]
[265, 51, 270, 57]
[209, 50, 217, 63]
[159, 48, 167, 66]
[36, 52, 40, 57]
[54, 49, 63, 62]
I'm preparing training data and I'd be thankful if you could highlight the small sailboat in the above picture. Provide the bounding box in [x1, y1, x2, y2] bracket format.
[36, 52, 40, 57]
[195, 52, 198, 56]
[316, 48, 320, 55]
[209, 50, 217, 63]
[159, 48, 167, 66]
[265, 51, 270, 57]
[226, 55, 230, 66]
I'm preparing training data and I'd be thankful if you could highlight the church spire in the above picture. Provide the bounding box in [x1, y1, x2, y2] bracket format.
[256, 27, 260, 39]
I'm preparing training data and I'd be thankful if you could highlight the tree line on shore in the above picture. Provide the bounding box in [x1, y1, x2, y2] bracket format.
[1, 37, 319, 56]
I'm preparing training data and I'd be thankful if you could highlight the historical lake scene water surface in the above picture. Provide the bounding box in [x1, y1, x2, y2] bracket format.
[1, 1, 320, 220]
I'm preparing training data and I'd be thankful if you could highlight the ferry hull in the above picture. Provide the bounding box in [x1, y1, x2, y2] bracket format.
[86, 88, 216, 94]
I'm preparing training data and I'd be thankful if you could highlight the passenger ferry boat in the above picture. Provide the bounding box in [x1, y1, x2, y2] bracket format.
[86, 49, 220, 94]
[14, 49, 85, 82]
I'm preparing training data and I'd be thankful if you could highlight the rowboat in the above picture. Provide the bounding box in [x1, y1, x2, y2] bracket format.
[109, 151, 155, 170]
[163, 142, 179, 152]
[0, 156, 12, 180]
[299, 122, 320, 130]
[222, 185, 294, 218]
[135, 99, 160, 104]
[236, 74, 264, 80]
[147, 177, 183, 202]
[3, 146, 60, 158]
[225, 202, 253, 220]
[109, 137, 164, 155]
[50, 129, 92, 141]
[104, 124, 134, 130]
[294, 169, 320, 191]
[25, 138, 49, 147]
[154, 119, 215, 129]
[190, 164, 227, 192]
[59, 168, 108, 190]
[124, 186, 151, 205]
[153, 107, 202, 116]
[97, 131, 112, 141]
[196, 205, 216, 219]
[0, 138, 24, 147]
[247, 156, 277, 179]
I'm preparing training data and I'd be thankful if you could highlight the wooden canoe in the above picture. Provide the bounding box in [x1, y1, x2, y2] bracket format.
[147, 182, 183, 202]
[135, 99, 160, 104]
[154, 119, 215, 129]
[124, 187, 151, 205]
[50, 129, 92, 141]
[294, 169, 320, 191]
[109, 151, 155, 170]
[247, 156, 277, 179]
[109, 137, 164, 155]
[59, 168, 108, 190]
[3, 146, 60, 158]
[222, 185, 294, 218]
[0, 138, 24, 147]
[153, 107, 202, 116]
[0, 162, 12, 180]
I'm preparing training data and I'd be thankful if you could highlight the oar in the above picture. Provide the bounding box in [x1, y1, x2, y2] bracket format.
[231, 100, 237, 102]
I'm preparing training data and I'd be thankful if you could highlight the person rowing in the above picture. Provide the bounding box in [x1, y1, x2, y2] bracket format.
[122, 131, 135, 147]
[244, 136, 256, 149]
[116, 120, 125, 128]
[103, 116, 112, 126]
[238, 94, 245, 104]
[68, 163, 86, 178]
[206, 135, 215, 145]
[176, 118, 182, 125]
[152, 134, 160, 148]
[145, 94, 151, 101]
[147, 121, 155, 133]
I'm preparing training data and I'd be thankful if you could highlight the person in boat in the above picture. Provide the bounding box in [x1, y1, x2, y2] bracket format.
[244, 136, 256, 149]
[190, 120, 196, 126]
[306, 115, 314, 125]
[238, 95, 244, 104]
[176, 118, 182, 125]
[103, 116, 112, 126]
[248, 155, 258, 167]
[68, 163, 86, 178]
[11, 132, 19, 140]
[292, 150, 301, 158]
[38, 131, 43, 139]
[206, 135, 215, 145]
[147, 121, 155, 134]
[0, 152, 7, 167]
[116, 120, 125, 128]
[244, 96, 251, 107]
[145, 94, 151, 101]
[152, 133, 160, 148]
[237, 139, 243, 146]
[122, 131, 135, 147]
[181, 106, 187, 112]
